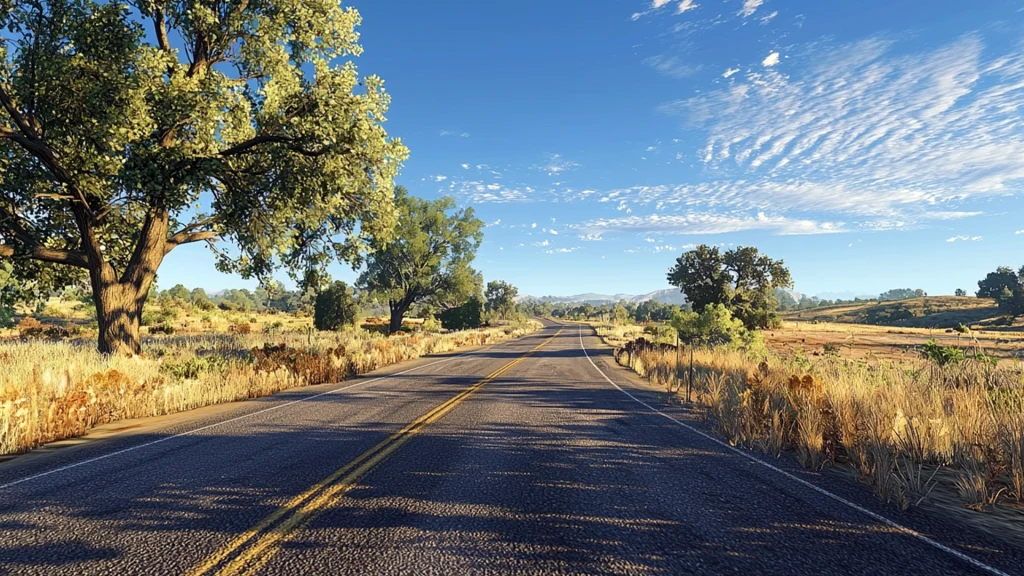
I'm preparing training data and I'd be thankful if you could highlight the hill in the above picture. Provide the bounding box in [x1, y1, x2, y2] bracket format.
[518, 289, 686, 306]
[780, 296, 1009, 329]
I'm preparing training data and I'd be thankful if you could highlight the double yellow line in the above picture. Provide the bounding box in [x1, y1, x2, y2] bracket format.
[189, 329, 561, 576]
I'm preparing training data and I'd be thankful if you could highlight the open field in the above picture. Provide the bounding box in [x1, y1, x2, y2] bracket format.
[593, 318, 1024, 527]
[781, 296, 1015, 329]
[766, 321, 1024, 365]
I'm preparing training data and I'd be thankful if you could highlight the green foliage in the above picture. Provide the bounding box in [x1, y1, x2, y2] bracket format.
[0, 0, 406, 352]
[670, 304, 753, 348]
[879, 288, 926, 301]
[358, 187, 483, 330]
[166, 284, 191, 302]
[919, 340, 994, 367]
[313, 281, 358, 332]
[163, 355, 228, 380]
[975, 266, 1024, 317]
[485, 280, 518, 320]
[955, 288, 967, 297]
[440, 297, 483, 330]
[667, 245, 791, 329]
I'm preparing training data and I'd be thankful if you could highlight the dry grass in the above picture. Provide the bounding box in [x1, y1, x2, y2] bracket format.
[0, 322, 540, 455]
[611, 333, 1024, 513]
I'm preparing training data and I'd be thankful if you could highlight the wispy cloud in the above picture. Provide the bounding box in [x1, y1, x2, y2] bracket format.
[538, 154, 580, 176]
[645, 54, 702, 79]
[677, 0, 698, 14]
[574, 212, 844, 237]
[440, 130, 470, 138]
[947, 235, 983, 242]
[546, 247, 580, 254]
[761, 51, 780, 67]
[740, 0, 763, 17]
[653, 35, 1024, 227]
[722, 67, 740, 78]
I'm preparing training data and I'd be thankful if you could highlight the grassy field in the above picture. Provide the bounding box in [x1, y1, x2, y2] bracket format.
[591, 318, 1024, 526]
[0, 300, 539, 456]
[781, 296, 1010, 329]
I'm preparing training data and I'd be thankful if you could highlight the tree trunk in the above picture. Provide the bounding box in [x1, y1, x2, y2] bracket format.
[88, 209, 167, 355]
[95, 281, 146, 356]
[389, 306, 406, 333]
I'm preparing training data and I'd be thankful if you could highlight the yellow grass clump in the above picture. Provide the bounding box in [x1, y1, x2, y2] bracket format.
[0, 322, 539, 455]
[613, 337, 1024, 512]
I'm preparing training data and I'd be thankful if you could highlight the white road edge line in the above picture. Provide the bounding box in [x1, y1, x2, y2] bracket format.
[575, 323, 1010, 576]
[0, 340, 513, 492]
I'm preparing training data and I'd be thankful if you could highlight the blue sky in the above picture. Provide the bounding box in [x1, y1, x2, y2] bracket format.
[162, 0, 1024, 298]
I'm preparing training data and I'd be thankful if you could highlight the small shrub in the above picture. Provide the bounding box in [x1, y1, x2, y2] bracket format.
[313, 281, 358, 332]
[229, 323, 251, 335]
[149, 323, 176, 335]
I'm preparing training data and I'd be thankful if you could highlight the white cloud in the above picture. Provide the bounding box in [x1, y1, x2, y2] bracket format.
[760, 10, 778, 24]
[677, 0, 698, 14]
[653, 0, 671, 7]
[645, 54, 702, 79]
[740, 0, 763, 17]
[1016, 230, 1024, 235]
[533, 239, 550, 247]
[946, 235, 983, 242]
[550, 229, 559, 235]
[574, 212, 844, 237]
[546, 247, 580, 254]
[460, 163, 470, 170]
[653, 35, 1024, 227]
[538, 154, 580, 176]
[722, 67, 740, 78]
[489, 219, 502, 226]
[531, 222, 537, 228]
[460, 132, 470, 138]
[432, 175, 448, 182]
[761, 51, 780, 67]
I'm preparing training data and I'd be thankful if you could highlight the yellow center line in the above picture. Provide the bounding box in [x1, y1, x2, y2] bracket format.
[188, 328, 562, 576]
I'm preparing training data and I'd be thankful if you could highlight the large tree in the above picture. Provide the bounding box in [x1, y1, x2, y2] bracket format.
[667, 245, 792, 329]
[0, 0, 406, 354]
[358, 188, 483, 333]
[484, 280, 518, 320]
[977, 265, 1024, 317]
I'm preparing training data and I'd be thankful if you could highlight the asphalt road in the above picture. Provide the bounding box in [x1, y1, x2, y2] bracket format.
[0, 319, 1020, 575]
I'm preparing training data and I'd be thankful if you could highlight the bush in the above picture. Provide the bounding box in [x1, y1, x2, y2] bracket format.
[670, 304, 751, 348]
[228, 323, 251, 334]
[149, 323, 176, 335]
[313, 281, 358, 332]
[421, 315, 442, 333]
[440, 297, 483, 330]
[0, 306, 13, 329]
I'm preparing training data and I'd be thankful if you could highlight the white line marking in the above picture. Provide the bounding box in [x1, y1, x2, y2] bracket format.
[0, 343, 509, 491]
[574, 324, 1010, 576]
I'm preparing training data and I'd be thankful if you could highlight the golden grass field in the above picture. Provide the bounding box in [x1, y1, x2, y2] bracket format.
[593, 317, 1024, 533]
[0, 300, 539, 456]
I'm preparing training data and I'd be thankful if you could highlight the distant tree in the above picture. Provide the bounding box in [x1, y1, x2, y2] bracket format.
[667, 245, 792, 329]
[879, 288, 926, 301]
[485, 281, 519, 320]
[976, 266, 1024, 317]
[190, 288, 208, 303]
[977, 267, 1020, 299]
[358, 188, 484, 333]
[0, 0, 406, 354]
[440, 296, 484, 330]
[955, 288, 967, 297]
[313, 282, 358, 331]
[166, 284, 191, 302]
[611, 303, 630, 324]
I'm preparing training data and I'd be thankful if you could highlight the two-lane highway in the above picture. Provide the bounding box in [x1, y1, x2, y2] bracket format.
[0, 320, 1019, 575]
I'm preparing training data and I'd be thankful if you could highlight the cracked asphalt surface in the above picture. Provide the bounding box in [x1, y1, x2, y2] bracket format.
[0, 319, 1020, 575]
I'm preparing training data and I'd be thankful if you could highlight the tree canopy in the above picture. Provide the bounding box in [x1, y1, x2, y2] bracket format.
[357, 187, 483, 332]
[667, 245, 792, 329]
[977, 265, 1024, 317]
[0, 0, 406, 353]
[313, 281, 358, 331]
[485, 280, 518, 320]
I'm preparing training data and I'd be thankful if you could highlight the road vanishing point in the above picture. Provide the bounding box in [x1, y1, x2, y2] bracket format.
[0, 320, 1020, 575]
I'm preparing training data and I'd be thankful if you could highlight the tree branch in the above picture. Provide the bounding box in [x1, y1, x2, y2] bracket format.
[0, 243, 90, 268]
[218, 134, 338, 158]
[165, 230, 217, 253]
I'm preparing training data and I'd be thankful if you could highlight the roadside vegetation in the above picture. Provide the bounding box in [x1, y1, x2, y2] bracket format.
[583, 245, 1024, 518]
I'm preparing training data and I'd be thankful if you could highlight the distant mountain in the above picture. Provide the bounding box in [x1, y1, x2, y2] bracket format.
[517, 289, 686, 306]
